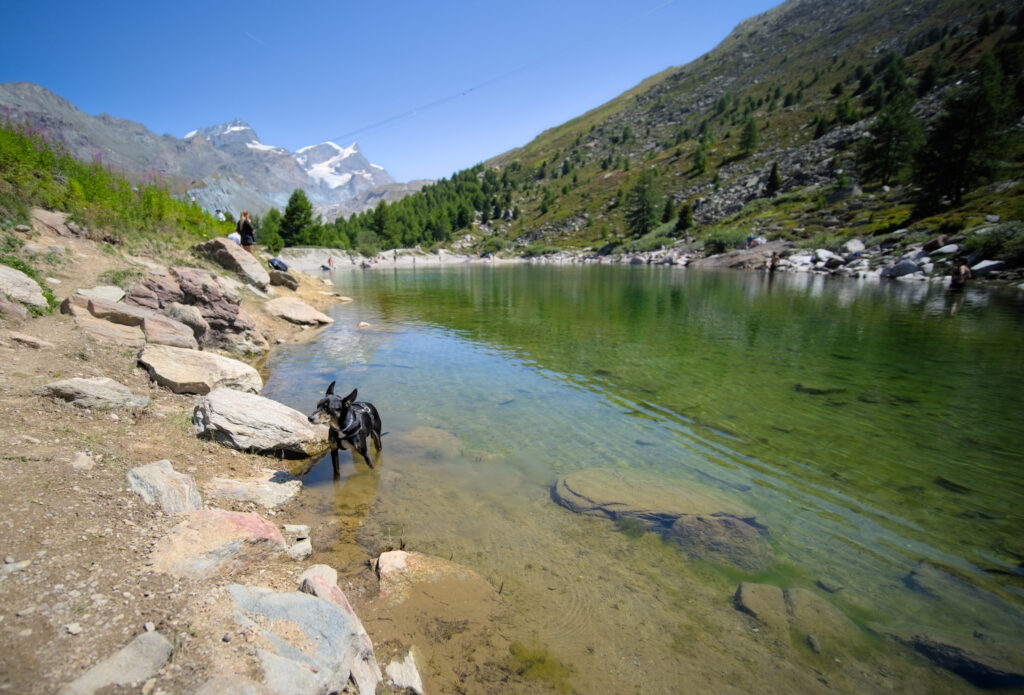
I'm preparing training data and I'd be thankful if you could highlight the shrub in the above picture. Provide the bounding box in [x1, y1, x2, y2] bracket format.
[962, 222, 1024, 266]
[702, 228, 747, 255]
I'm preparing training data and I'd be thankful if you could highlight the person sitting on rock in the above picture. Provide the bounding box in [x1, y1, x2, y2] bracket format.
[236, 211, 256, 254]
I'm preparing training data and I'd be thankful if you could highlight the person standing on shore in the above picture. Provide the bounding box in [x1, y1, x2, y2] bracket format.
[236, 211, 256, 254]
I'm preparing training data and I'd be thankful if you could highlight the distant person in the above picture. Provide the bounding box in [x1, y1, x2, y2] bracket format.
[768, 252, 780, 273]
[950, 258, 972, 290]
[236, 210, 256, 254]
[216, 209, 226, 221]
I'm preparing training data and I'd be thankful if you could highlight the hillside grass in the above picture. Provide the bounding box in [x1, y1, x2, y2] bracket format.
[0, 119, 229, 255]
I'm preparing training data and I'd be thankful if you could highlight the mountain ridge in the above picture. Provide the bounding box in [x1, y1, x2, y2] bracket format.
[0, 82, 415, 219]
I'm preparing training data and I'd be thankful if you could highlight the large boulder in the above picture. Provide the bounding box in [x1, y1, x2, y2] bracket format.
[205, 470, 303, 508]
[193, 387, 328, 457]
[150, 510, 287, 579]
[230, 584, 382, 695]
[127, 459, 203, 514]
[138, 343, 262, 394]
[195, 238, 270, 290]
[264, 297, 333, 325]
[35, 376, 150, 410]
[269, 269, 299, 290]
[0, 263, 48, 310]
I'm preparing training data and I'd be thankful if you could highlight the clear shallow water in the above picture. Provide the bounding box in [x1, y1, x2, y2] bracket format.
[263, 265, 1024, 691]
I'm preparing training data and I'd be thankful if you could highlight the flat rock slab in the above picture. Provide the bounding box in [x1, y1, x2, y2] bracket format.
[263, 296, 333, 325]
[193, 387, 328, 456]
[75, 285, 126, 302]
[58, 631, 171, 695]
[734, 583, 863, 657]
[230, 584, 382, 695]
[552, 468, 756, 528]
[7, 330, 53, 348]
[150, 510, 286, 579]
[195, 237, 270, 289]
[377, 550, 496, 607]
[127, 459, 203, 514]
[35, 376, 151, 410]
[206, 470, 303, 508]
[139, 343, 262, 394]
[73, 311, 146, 346]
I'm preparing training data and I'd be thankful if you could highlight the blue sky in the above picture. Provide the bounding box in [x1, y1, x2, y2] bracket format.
[2, 0, 778, 182]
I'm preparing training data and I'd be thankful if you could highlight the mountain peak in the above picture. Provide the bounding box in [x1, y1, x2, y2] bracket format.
[191, 120, 260, 148]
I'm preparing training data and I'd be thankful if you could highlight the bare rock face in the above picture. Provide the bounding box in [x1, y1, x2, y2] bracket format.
[150, 510, 287, 579]
[192, 387, 328, 457]
[195, 237, 270, 290]
[35, 376, 150, 410]
[263, 296, 333, 325]
[138, 343, 262, 394]
[126, 459, 203, 514]
[125, 266, 268, 354]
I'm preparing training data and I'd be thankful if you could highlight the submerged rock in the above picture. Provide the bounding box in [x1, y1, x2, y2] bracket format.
[894, 632, 1024, 688]
[668, 514, 773, 572]
[553, 468, 755, 527]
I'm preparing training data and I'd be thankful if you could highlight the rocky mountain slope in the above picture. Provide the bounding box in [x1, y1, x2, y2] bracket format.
[0, 82, 414, 219]
[473, 0, 1022, 259]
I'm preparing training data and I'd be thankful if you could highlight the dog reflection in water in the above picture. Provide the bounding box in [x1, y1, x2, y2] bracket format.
[307, 381, 382, 475]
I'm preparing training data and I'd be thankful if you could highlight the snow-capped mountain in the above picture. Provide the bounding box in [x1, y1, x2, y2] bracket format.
[0, 83, 418, 219]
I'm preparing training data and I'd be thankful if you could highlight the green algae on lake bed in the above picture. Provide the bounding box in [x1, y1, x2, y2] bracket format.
[262, 265, 1024, 692]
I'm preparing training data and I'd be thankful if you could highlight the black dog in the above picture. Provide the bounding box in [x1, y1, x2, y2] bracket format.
[308, 382, 382, 474]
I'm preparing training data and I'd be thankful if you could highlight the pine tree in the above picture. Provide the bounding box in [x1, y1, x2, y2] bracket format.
[857, 93, 922, 186]
[693, 146, 708, 175]
[661, 198, 675, 224]
[675, 203, 693, 233]
[766, 161, 782, 195]
[740, 117, 759, 157]
[914, 53, 1011, 209]
[624, 170, 660, 237]
[260, 207, 285, 254]
[280, 189, 315, 247]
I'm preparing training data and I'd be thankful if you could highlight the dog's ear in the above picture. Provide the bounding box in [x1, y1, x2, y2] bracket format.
[326, 381, 336, 395]
[343, 388, 358, 406]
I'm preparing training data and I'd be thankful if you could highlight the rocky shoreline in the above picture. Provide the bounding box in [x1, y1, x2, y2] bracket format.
[0, 209, 512, 694]
[2, 208, 1022, 693]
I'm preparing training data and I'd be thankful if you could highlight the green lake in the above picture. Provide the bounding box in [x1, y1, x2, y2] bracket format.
[263, 265, 1024, 692]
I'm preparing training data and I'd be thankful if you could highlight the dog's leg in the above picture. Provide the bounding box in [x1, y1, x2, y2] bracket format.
[328, 429, 341, 479]
[352, 434, 374, 469]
